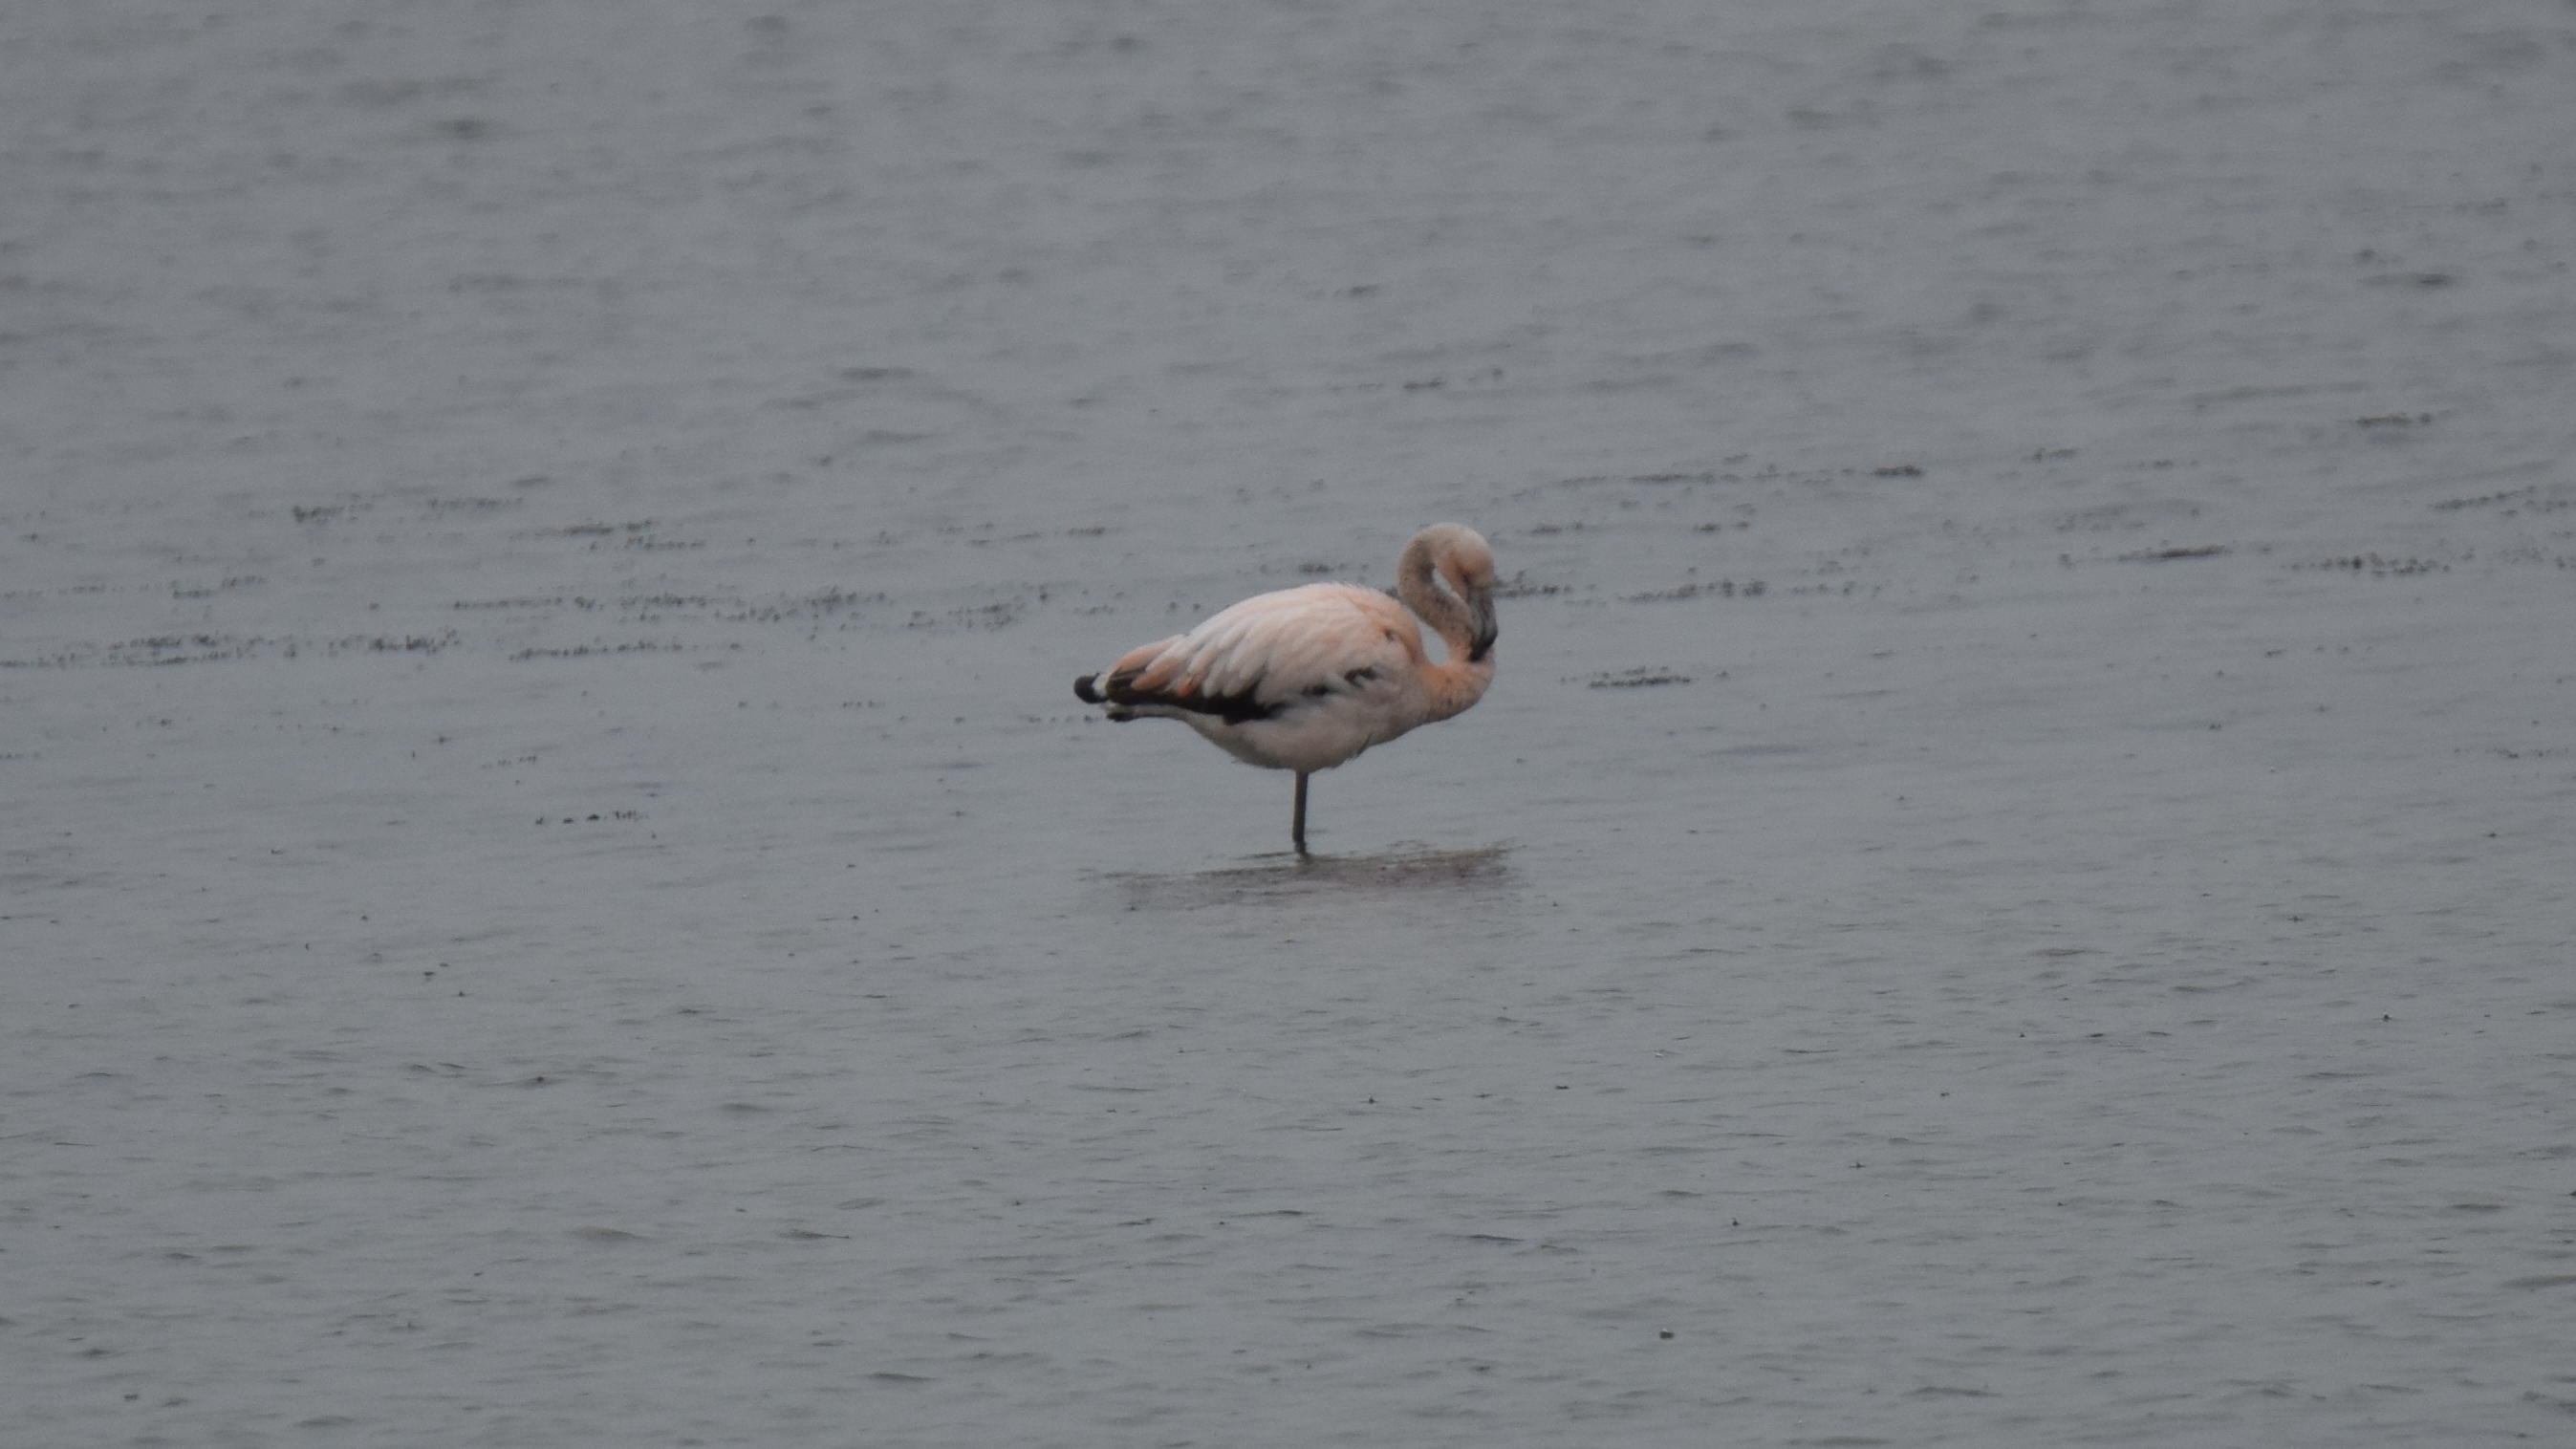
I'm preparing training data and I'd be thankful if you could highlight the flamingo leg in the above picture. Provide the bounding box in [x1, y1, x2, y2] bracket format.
[1291, 771, 1310, 856]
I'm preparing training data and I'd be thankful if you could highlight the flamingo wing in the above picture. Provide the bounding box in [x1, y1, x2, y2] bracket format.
[1077, 584, 1418, 723]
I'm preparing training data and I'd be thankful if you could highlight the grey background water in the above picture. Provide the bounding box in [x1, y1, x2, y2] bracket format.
[6, 2, 2574, 1444]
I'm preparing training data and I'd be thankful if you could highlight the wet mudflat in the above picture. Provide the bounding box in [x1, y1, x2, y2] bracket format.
[5, 2, 2574, 1445]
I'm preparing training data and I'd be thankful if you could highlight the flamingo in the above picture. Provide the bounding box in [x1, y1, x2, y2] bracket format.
[1073, 523, 1499, 855]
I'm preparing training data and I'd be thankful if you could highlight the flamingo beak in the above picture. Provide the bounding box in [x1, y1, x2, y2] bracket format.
[1466, 593, 1498, 662]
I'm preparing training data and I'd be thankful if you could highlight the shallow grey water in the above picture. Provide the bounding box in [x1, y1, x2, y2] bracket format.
[6, 2, 2575, 1445]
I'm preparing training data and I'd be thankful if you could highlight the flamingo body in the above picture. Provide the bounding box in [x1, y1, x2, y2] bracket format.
[1074, 524, 1499, 852]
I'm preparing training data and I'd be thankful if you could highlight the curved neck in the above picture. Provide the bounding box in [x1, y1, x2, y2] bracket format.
[1397, 536, 1495, 721]
[1396, 535, 1472, 654]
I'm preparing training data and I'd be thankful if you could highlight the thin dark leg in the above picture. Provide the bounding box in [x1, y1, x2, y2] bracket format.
[1291, 771, 1310, 856]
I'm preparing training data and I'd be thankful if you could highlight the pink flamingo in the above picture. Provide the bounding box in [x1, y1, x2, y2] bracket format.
[1074, 524, 1500, 854]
